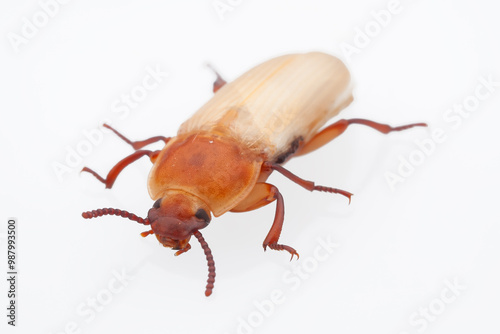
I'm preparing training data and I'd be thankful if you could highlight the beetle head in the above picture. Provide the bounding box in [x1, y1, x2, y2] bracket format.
[82, 190, 216, 296]
[147, 190, 211, 252]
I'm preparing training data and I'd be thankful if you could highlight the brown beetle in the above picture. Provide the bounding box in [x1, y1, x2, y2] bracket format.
[81, 52, 426, 296]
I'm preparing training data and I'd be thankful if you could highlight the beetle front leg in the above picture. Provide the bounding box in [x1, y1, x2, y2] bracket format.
[231, 183, 299, 260]
[103, 124, 170, 150]
[82, 150, 159, 189]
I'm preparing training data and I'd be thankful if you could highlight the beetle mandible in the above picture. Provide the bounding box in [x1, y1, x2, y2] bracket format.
[81, 52, 426, 296]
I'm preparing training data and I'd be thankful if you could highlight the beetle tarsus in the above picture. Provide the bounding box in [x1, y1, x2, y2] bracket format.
[389, 122, 427, 132]
[264, 243, 300, 261]
[313, 185, 353, 204]
[265, 162, 353, 203]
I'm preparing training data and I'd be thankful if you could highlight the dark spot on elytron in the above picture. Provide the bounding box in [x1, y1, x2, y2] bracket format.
[274, 136, 303, 164]
[195, 208, 211, 223]
[153, 198, 161, 209]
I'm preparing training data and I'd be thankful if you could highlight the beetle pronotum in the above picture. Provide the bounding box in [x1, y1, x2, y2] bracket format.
[81, 52, 426, 296]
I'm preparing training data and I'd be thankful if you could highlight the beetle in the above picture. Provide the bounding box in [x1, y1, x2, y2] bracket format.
[81, 52, 426, 296]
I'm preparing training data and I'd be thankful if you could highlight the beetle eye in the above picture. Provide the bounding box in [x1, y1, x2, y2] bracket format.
[195, 208, 210, 223]
[153, 198, 161, 209]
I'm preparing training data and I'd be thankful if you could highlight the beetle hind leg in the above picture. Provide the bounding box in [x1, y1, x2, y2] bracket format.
[295, 118, 427, 157]
[206, 64, 227, 93]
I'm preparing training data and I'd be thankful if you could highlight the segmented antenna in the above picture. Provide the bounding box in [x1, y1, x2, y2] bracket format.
[82, 208, 149, 225]
[193, 230, 216, 297]
[83, 210, 215, 296]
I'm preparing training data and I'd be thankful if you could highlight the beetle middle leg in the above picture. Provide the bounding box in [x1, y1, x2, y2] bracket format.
[82, 150, 159, 189]
[295, 118, 427, 156]
[263, 162, 353, 202]
[231, 183, 299, 260]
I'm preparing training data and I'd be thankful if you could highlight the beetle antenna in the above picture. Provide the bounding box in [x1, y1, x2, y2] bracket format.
[193, 230, 216, 297]
[82, 208, 149, 225]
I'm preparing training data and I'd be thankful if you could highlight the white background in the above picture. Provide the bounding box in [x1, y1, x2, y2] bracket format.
[1, 0, 499, 333]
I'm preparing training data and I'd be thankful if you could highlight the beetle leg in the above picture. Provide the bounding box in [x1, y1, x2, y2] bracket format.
[295, 118, 427, 157]
[206, 64, 227, 93]
[231, 183, 299, 260]
[81, 150, 159, 189]
[103, 123, 170, 150]
[263, 162, 353, 203]
[174, 243, 192, 256]
[262, 185, 299, 260]
[230, 183, 277, 212]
